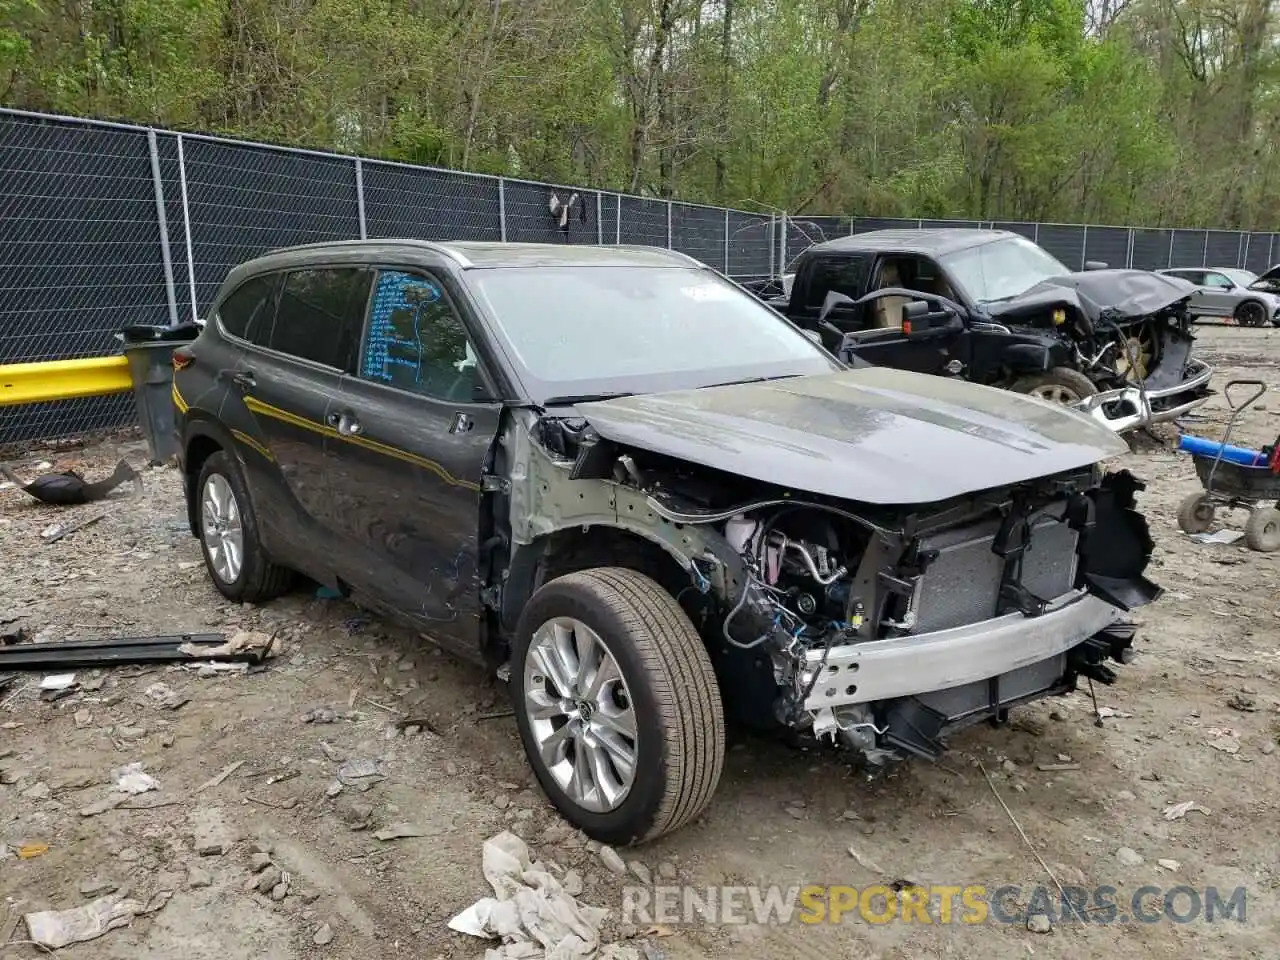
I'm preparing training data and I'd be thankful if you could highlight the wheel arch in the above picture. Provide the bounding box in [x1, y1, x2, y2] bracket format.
[182, 417, 236, 538]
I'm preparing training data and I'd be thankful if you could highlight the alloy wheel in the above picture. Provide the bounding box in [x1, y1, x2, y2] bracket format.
[522, 616, 638, 813]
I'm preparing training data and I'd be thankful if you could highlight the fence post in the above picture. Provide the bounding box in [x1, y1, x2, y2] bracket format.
[616, 194, 622, 245]
[1167, 230, 1175, 268]
[723, 208, 730, 274]
[1240, 232, 1249, 270]
[666, 200, 673, 249]
[498, 178, 507, 242]
[1033, 222, 1040, 244]
[1201, 230, 1209, 267]
[175, 134, 199, 324]
[354, 158, 367, 240]
[596, 192, 603, 245]
[779, 213, 787, 275]
[1080, 225, 1089, 271]
[146, 130, 179, 327]
[1125, 229, 1135, 269]
[768, 215, 776, 278]
[1270, 233, 1275, 268]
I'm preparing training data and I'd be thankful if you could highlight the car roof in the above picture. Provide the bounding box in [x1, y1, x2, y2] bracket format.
[232, 238, 701, 273]
[806, 228, 1012, 257]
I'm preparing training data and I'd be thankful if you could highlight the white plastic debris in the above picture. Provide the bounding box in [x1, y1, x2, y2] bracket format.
[1189, 529, 1244, 545]
[24, 891, 170, 949]
[112, 762, 158, 795]
[39, 673, 77, 692]
[179, 630, 277, 659]
[449, 831, 625, 959]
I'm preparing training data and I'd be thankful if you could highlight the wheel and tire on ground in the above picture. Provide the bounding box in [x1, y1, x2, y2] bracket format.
[1176, 492, 1217, 535]
[1234, 301, 1268, 328]
[511, 567, 726, 846]
[1010, 367, 1099, 406]
[1244, 506, 1280, 552]
[195, 450, 295, 603]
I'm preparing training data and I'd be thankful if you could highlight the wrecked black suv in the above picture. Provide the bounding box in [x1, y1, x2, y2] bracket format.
[174, 240, 1161, 845]
[757, 229, 1214, 433]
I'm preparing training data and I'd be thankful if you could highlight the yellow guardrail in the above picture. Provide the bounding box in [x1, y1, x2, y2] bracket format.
[0, 355, 133, 407]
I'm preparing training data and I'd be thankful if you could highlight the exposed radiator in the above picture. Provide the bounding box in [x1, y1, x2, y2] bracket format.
[909, 507, 1080, 634]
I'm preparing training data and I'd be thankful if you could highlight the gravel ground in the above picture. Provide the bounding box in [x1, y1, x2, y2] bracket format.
[2, 324, 1279, 960]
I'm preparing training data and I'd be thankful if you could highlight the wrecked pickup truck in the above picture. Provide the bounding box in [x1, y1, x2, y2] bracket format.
[752, 228, 1214, 432]
[176, 240, 1161, 846]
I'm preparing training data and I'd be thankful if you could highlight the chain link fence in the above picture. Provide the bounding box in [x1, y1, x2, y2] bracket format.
[3, 107, 1278, 446]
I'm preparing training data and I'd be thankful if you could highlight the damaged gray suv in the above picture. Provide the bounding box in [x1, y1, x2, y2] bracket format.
[174, 240, 1161, 845]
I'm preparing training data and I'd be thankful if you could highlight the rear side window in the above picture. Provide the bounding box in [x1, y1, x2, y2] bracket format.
[270, 268, 373, 372]
[803, 255, 869, 309]
[217, 274, 280, 345]
[360, 269, 478, 403]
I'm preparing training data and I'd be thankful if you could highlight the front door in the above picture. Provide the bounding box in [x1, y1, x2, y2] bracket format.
[1199, 271, 1237, 318]
[325, 266, 501, 655]
[843, 256, 970, 376]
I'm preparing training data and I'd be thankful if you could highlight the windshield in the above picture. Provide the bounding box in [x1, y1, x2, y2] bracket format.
[939, 236, 1070, 303]
[469, 266, 840, 404]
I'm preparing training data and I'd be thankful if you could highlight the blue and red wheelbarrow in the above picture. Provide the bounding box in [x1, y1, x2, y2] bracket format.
[1175, 380, 1280, 552]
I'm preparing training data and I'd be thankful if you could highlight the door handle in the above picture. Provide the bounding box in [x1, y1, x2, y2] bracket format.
[231, 370, 256, 389]
[327, 410, 363, 437]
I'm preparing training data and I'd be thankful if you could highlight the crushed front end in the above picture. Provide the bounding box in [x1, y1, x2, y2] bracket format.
[987, 271, 1215, 432]
[674, 468, 1162, 765]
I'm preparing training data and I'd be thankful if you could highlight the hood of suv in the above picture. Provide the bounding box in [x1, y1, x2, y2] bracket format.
[576, 367, 1127, 505]
[983, 269, 1196, 325]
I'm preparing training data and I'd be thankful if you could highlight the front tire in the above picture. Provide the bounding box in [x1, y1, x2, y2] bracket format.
[1010, 367, 1099, 406]
[511, 568, 725, 846]
[196, 450, 294, 602]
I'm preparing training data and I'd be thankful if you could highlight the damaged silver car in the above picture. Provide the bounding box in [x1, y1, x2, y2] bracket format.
[175, 240, 1162, 846]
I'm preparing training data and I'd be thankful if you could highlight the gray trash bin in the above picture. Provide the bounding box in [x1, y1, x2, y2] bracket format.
[118, 322, 200, 464]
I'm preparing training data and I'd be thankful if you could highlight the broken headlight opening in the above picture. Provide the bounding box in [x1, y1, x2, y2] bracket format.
[702, 470, 1160, 769]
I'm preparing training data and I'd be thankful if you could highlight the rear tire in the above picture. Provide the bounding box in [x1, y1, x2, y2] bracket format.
[196, 450, 294, 603]
[511, 568, 725, 846]
[1244, 506, 1280, 552]
[1234, 301, 1268, 328]
[1176, 493, 1217, 535]
[1010, 367, 1099, 406]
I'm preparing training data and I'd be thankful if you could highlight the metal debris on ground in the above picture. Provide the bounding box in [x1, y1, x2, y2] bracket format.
[23, 891, 170, 949]
[0, 632, 266, 671]
[1163, 800, 1210, 820]
[449, 831, 640, 959]
[195, 760, 246, 793]
[373, 823, 427, 841]
[41, 510, 109, 543]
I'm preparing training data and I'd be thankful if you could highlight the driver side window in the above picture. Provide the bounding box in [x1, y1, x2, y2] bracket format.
[1204, 272, 1232, 288]
[359, 269, 478, 403]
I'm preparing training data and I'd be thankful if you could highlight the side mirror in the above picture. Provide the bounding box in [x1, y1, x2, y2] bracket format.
[1083, 260, 1109, 271]
[903, 299, 963, 339]
[818, 290, 857, 325]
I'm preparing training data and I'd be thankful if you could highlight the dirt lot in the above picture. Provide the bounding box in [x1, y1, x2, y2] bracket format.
[2, 324, 1279, 960]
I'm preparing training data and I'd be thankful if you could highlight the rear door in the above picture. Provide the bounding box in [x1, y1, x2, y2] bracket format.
[221, 266, 372, 563]
[324, 266, 502, 655]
